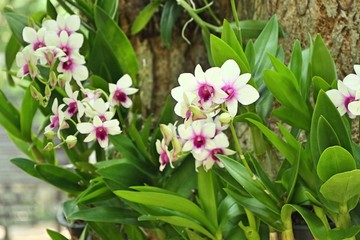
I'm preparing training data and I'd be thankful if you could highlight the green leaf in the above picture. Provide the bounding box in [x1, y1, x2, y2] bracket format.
[320, 170, 360, 203]
[245, 40, 255, 71]
[311, 34, 337, 85]
[10, 158, 41, 178]
[327, 226, 360, 240]
[253, 16, 278, 85]
[127, 122, 153, 162]
[284, 148, 300, 203]
[47, 229, 68, 240]
[221, 19, 250, 71]
[46, 0, 57, 19]
[317, 116, 341, 152]
[160, 0, 182, 47]
[210, 34, 250, 73]
[288, 40, 302, 86]
[36, 165, 86, 194]
[94, 6, 139, 82]
[317, 146, 356, 182]
[115, 190, 216, 233]
[224, 188, 284, 231]
[3, 7, 27, 45]
[140, 215, 215, 239]
[75, 180, 114, 204]
[218, 155, 280, 214]
[0, 90, 21, 139]
[312, 76, 331, 100]
[5, 34, 21, 85]
[198, 168, 218, 227]
[96, 0, 118, 19]
[87, 222, 121, 240]
[310, 91, 352, 164]
[68, 206, 139, 225]
[20, 84, 39, 141]
[88, 75, 109, 92]
[131, 0, 161, 34]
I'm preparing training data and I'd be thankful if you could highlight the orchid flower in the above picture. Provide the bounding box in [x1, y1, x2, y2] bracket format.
[84, 98, 115, 122]
[219, 59, 260, 116]
[343, 65, 360, 91]
[22, 27, 46, 50]
[63, 83, 85, 120]
[57, 53, 88, 85]
[16, 46, 39, 80]
[156, 139, 178, 171]
[109, 74, 138, 108]
[44, 31, 84, 60]
[44, 99, 68, 139]
[43, 15, 81, 35]
[77, 116, 121, 148]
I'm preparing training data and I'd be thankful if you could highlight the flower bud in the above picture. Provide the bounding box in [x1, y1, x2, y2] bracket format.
[65, 135, 77, 149]
[57, 74, 66, 88]
[189, 105, 207, 121]
[45, 84, 52, 99]
[44, 130, 56, 139]
[28, 61, 39, 80]
[30, 85, 43, 101]
[219, 112, 232, 125]
[49, 71, 57, 89]
[160, 124, 174, 145]
[43, 142, 54, 151]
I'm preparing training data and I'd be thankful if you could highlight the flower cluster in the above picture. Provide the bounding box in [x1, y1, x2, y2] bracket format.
[17, 15, 138, 149]
[157, 59, 260, 171]
[326, 65, 360, 118]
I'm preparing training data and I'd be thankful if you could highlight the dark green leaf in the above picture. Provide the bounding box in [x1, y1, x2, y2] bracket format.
[96, 0, 118, 19]
[5, 34, 21, 85]
[87, 222, 121, 240]
[312, 76, 331, 100]
[198, 168, 218, 227]
[311, 34, 337, 85]
[94, 6, 139, 82]
[10, 157, 41, 178]
[0, 90, 21, 139]
[317, 116, 341, 153]
[46, 0, 57, 19]
[36, 164, 86, 194]
[245, 40, 255, 71]
[160, 0, 182, 47]
[131, 0, 161, 34]
[127, 122, 153, 162]
[3, 7, 27, 45]
[327, 225, 360, 240]
[288, 40, 302, 87]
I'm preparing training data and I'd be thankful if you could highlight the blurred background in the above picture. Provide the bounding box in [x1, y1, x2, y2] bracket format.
[0, 0, 69, 239]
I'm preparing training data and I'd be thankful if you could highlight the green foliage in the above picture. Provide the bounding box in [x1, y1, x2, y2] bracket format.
[131, 0, 161, 34]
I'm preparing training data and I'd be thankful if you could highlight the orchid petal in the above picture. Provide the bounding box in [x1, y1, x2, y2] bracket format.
[236, 85, 259, 105]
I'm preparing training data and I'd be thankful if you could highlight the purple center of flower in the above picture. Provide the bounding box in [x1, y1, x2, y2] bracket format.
[23, 64, 30, 76]
[210, 148, 224, 161]
[62, 59, 73, 70]
[345, 96, 355, 111]
[99, 115, 107, 122]
[50, 115, 59, 129]
[95, 126, 107, 141]
[198, 84, 214, 102]
[67, 102, 78, 116]
[222, 85, 235, 100]
[61, 46, 70, 56]
[114, 89, 127, 103]
[185, 110, 192, 120]
[33, 41, 45, 50]
[160, 151, 170, 165]
[193, 135, 206, 148]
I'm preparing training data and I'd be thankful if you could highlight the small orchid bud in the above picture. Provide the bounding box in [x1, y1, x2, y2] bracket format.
[160, 124, 174, 145]
[44, 130, 56, 139]
[65, 135, 77, 149]
[172, 137, 182, 156]
[30, 85, 43, 101]
[49, 71, 57, 89]
[43, 142, 54, 151]
[57, 74, 66, 88]
[189, 105, 207, 121]
[219, 112, 232, 125]
[45, 84, 52, 99]
[28, 60, 39, 80]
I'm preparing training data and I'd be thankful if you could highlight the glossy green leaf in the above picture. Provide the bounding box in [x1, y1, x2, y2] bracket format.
[312, 76, 331, 100]
[327, 226, 360, 240]
[20, 85, 39, 141]
[317, 116, 340, 152]
[47, 229, 68, 240]
[284, 148, 300, 203]
[221, 19, 250, 71]
[115, 190, 216, 233]
[96, 0, 118, 19]
[210, 35, 250, 73]
[160, 0, 182, 47]
[140, 215, 215, 239]
[131, 0, 161, 34]
[281, 204, 327, 239]
[3, 8, 27, 45]
[217, 195, 244, 229]
[94, 6, 139, 82]
[288, 40, 302, 86]
[68, 206, 139, 225]
[10, 158, 41, 178]
[317, 146, 356, 182]
[311, 34, 337, 85]
[253, 16, 278, 85]
[46, 0, 57, 19]
[36, 165, 86, 194]
[186, 229, 207, 240]
[198, 168, 218, 227]
[218, 155, 280, 214]
[127, 122, 153, 162]
[224, 188, 284, 231]
[88, 75, 109, 92]
[310, 91, 352, 164]
[75, 180, 114, 204]
[140, 115, 152, 144]
[87, 222, 121, 240]
[320, 170, 360, 203]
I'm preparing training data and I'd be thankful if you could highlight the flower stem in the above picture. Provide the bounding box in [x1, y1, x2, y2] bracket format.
[229, 121, 253, 176]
